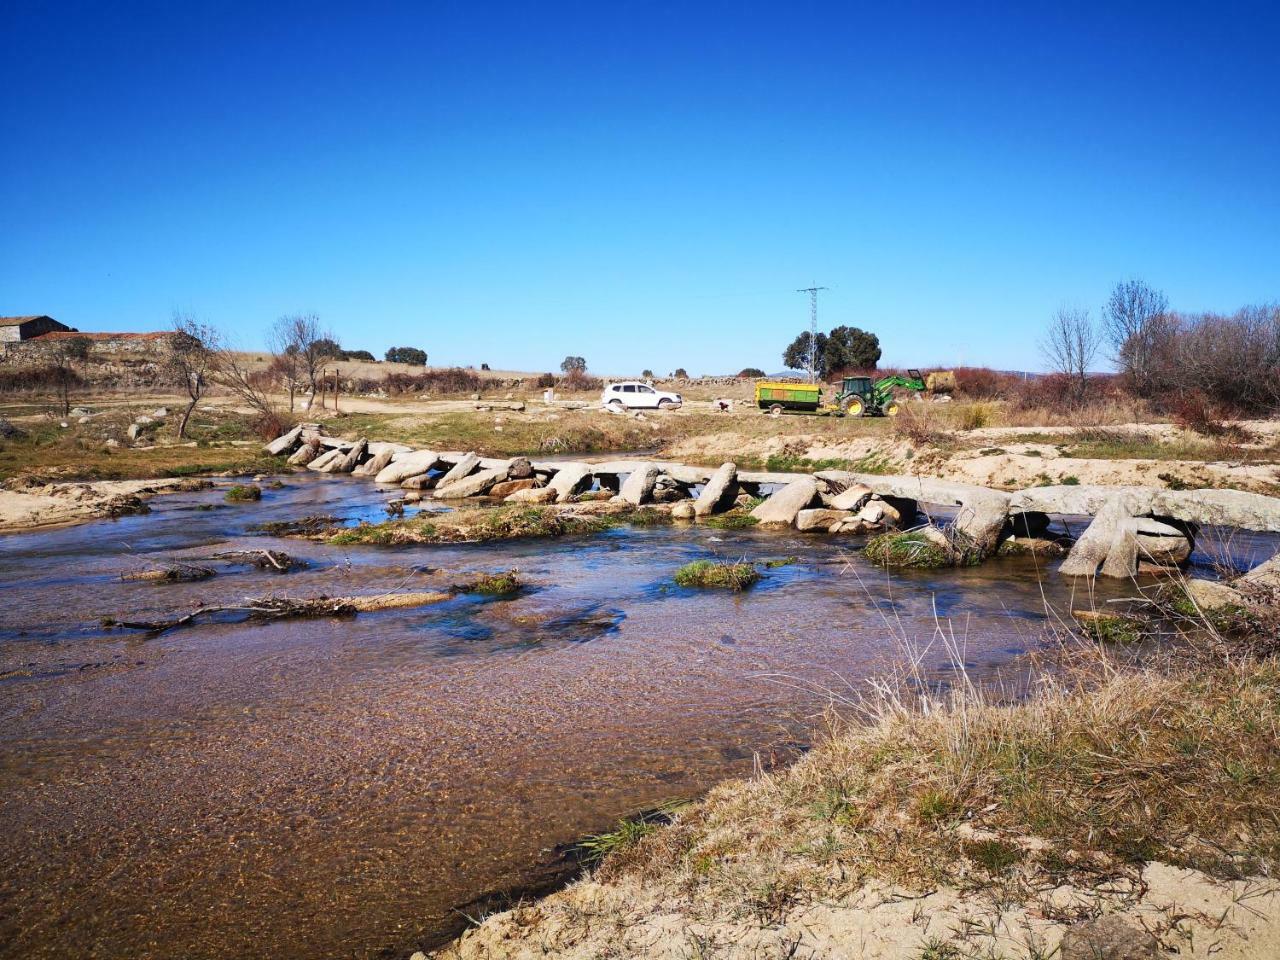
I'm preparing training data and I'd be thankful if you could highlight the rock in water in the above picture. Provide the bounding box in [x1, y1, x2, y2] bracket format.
[548, 463, 592, 502]
[671, 501, 696, 520]
[694, 462, 738, 517]
[489, 478, 539, 498]
[508, 456, 534, 479]
[795, 508, 853, 532]
[263, 424, 302, 456]
[355, 447, 394, 477]
[826, 483, 873, 511]
[434, 465, 510, 499]
[620, 464, 660, 506]
[374, 451, 438, 484]
[750, 477, 819, 527]
[437, 452, 480, 487]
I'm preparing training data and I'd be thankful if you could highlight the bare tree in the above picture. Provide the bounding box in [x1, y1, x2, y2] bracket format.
[274, 314, 332, 410]
[267, 319, 303, 411]
[166, 313, 218, 438]
[1041, 306, 1100, 392]
[212, 343, 290, 438]
[48, 336, 91, 417]
[1102, 279, 1169, 395]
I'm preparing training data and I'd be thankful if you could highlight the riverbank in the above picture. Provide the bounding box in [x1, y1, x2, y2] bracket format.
[436, 641, 1280, 959]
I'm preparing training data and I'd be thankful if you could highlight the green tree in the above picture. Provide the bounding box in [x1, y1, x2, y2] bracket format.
[783, 327, 880, 378]
[560, 355, 587, 373]
[738, 367, 766, 378]
[385, 346, 428, 365]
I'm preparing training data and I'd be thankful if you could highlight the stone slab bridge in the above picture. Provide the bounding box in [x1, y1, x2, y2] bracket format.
[265, 426, 1280, 578]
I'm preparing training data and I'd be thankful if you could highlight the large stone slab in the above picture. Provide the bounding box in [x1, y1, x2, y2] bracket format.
[619, 464, 660, 506]
[437, 452, 480, 487]
[795, 508, 852, 532]
[375, 450, 439, 484]
[306, 447, 346, 472]
[434, 464, 510, 499]
[549, 463, 592, 502]
[750, 477, 819, 527]
[354, 447, 395, 477]
[332, 438, 367, 473]
[694, 462, 738, 517]
[263, 424, 302, 456]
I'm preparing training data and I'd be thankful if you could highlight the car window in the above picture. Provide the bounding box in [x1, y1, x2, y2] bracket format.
[639, 386, 655, 393]
[622, 384, 636, 393]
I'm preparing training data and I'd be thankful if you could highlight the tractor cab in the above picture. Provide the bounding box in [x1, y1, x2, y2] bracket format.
[835, 376, 875, 416]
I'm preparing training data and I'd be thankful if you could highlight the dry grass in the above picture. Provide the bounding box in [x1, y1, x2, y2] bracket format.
[598, 655, 1280, 918]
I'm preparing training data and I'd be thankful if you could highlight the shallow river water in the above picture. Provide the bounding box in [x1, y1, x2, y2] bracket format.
[0, 473, 1265, 959]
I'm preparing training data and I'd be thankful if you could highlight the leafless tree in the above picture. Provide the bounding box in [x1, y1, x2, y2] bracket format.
[267, 319, 303, 411]
[1102, 279, 1169, 395]
[166, 313, 219, 438]
[47, 336, 91, 417]
[1041, 306, 1100, 392]
[212, 342, 291, 439]
[273, 314, 331, 410]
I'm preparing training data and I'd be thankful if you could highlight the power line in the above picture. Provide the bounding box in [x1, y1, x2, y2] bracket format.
[796, 285, 827, 382]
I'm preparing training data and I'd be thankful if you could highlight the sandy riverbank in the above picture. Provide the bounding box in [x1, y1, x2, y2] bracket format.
[0, 477, 206, 532]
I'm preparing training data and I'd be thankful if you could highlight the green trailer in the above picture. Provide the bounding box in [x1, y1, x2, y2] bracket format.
[755, 381, 822, 413]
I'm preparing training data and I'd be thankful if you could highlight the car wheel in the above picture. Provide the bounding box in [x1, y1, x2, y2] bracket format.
[658, 398, 675, 410]
[608, 399, 625, 412]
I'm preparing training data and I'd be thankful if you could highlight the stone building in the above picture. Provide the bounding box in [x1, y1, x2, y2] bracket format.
[0, 316, 75, 342]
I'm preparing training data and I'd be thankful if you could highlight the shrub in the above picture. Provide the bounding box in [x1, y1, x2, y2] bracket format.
[385, 346, 428, 365]
[738, 367, 766, 378]
[558, 369, 603, 392]
[225, 484, 263, 502]
[534, 372, 557, 388]
[673, 368, 688, 378]
[374, 367, 481, 395]
[340, 349, 375, 361]
[892, 406, 948, 446]
[864, 530, 950, 568]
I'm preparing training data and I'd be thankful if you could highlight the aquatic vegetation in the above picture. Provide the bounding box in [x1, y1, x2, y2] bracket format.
[864, 530, 951, 568]
[325, 506, 617, 545]
[627, 507, 674, 526]
[761, 556, 800, 568]
[251, 514, 344, 536]
[704, 510, 758, 529]
[674, 560, 760, 591]
[576, 801, 690, 864]
[460, 570, 522, 596]
[224, 484, 263, 502]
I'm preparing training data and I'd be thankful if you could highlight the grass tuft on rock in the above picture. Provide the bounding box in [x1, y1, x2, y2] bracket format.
[864, 530, 950, 568]
[459, 570, 522, 596]
[704, 510, 758, 530]
[325, 506, 616, 546]
[674, 560, 760, 591]
[224, 484, 263, 502]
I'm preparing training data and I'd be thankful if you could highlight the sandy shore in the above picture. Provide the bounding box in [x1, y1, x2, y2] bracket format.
[0, 477, 205, 532]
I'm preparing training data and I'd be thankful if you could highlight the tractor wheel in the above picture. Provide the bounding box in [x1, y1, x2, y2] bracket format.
[842, 397, 864, 417]
[769, 404, 783, 417]
[885, 401, 901, 417]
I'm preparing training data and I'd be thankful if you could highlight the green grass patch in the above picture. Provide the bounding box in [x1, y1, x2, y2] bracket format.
[325, 506, 616, 546]
[704, 510, 758, 529]
[459, 570, 522, 595]
[864, 530, 951, 568]
[674, 559, 760, 591]
[761, 555, 799, 568]
[628, 507, 674, 526]
[224, 484, 263, 502]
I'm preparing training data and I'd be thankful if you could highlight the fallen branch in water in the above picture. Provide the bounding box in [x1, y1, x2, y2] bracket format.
[102, 591, 454, 636]
[120, 563, 216, 584]
[200, 549, 304, 571]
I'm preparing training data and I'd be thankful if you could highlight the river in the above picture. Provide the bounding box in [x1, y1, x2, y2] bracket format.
[0, 472, 1258, 959]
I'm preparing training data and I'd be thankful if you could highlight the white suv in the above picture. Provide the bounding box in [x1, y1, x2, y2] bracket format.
[601, 381, 683, 411]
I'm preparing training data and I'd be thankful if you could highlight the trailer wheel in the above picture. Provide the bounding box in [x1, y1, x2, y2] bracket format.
[769, 404, 783, 417]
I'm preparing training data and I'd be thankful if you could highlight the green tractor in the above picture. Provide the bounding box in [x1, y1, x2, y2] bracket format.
[834, 369, 926, 417]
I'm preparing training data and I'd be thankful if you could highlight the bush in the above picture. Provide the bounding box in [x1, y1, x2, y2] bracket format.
[0, 365, 85, 393]
[340, 349, 375, 362]
[738, 367, 766, 378]
[534, 372, 557, 389]
[368, 367, 482, 395]
[953, 366, 1021, 400]
[558, 369, 603, 392]
[385, 346, 428, 365]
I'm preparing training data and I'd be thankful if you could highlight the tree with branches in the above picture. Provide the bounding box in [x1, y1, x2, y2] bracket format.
[273, 314, 332, 409]
[1102, 279, 1170, 397]
[1041, 306, 1100, 394]
[166, 313, 218, 438]
[560, 356, 587, 374]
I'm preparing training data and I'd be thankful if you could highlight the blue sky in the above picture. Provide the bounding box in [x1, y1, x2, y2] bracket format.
[2, 1, 1276, 375]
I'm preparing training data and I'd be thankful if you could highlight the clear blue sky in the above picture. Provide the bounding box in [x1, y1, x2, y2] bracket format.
[2, 1, 1276, 375]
